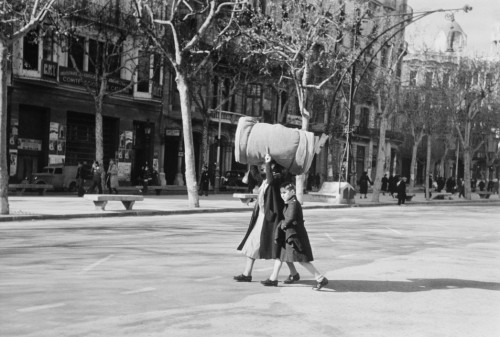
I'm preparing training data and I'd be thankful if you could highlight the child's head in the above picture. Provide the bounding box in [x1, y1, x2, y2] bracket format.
[280, 182, 296, 202]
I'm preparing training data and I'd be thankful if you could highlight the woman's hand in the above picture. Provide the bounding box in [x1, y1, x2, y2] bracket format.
[264, 153, 271, 163]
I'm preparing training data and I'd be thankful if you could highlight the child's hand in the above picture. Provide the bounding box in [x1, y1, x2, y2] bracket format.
[264, 153, 271, 163]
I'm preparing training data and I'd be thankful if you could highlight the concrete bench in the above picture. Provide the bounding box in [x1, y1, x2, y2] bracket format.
[477, 191, 494, 199]
[432, 192, 453, 200]
[233, 193, 258, 205]
[9, 184, 54, 195]
[84, 194, 144, 211]
[309, 182, 356, 204]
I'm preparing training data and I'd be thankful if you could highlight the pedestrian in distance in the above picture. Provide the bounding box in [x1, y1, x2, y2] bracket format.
[89, 161, 103, 194]
[140, 162, 152, 195]
[261, 182, 328, 291]
[107, 159, 119, 194]
[381, 173, 389, 196]
[358, 171, 372, 199]
[234, 153, 297, 283]
[396, 176, 407, 206]
[76, 161, 85, 197]
[388, 175, 397, 198]
[458, 178, 465, 198]
[199, 165, 210, 196]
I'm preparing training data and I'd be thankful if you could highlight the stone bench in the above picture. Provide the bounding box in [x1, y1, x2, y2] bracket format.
[9, 184, 54, 195]
[309, 182, 356, 205]
[432, 192, 453, 200]
[84, 194, 144, 211]
[477, 191, 494, 199]
[233, 193, 258, 205]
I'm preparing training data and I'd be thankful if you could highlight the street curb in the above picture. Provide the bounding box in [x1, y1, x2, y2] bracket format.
[1, 199, 499, 222]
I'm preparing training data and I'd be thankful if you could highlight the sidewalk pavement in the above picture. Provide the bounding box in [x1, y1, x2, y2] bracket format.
[1, 190, 499, 222]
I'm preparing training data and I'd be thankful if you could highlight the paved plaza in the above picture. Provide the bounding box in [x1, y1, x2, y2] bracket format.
[1, 203, 499, 336]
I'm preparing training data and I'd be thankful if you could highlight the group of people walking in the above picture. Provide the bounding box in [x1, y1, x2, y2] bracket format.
[233, 154, 329, 290]
[76, 159, 119, 196]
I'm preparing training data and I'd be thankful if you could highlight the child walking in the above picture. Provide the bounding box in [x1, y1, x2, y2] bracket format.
[261, 182, 328, 291]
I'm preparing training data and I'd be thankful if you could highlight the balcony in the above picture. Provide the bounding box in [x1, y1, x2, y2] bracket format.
[56, 0, 136, 29]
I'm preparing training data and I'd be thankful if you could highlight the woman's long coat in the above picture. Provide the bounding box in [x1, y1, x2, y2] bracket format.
[237, 164, 284, 260]
[108, 164, 119, 189]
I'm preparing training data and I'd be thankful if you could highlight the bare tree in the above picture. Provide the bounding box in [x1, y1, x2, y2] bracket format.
[444, 58, 500, 199]
[133, 0, 245, 207]
[0, 0, 57, 214]
[61, 1, 144, 186]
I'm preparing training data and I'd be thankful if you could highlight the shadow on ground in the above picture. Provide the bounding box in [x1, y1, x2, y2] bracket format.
[292, 278, 500, 292]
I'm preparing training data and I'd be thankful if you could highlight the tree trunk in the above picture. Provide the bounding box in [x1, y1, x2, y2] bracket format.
[425, 134, 432, 200]
[463, 148, 471, 200]
[0, 41, 10, 214]
[294, 91, 309, 204]
[371, 116, 388, 202]
[462, 118, 473, 200]
[94, 97, 106, 191]
[176, 72, 199, 207]
[201, 116, 209, 168]
[410, 142, 418, 192]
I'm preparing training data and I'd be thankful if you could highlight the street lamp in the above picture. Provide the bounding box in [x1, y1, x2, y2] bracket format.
[214, 107, 222, 194]
[338, 3, 472, 187]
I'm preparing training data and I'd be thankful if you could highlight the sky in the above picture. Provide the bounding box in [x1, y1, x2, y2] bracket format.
[407, 0, 500, 55]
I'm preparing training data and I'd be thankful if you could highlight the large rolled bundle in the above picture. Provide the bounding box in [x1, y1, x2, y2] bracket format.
[234, 117, 316, 175]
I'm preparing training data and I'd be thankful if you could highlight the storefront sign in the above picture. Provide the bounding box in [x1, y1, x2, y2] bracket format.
[18, 138, 42, 151]
[9, 150, 17, 176]
[59, 66, 131, 93]
[42, 60, 58, 79]
[165, 129, 180, 137]
[118, 162, 132, 181]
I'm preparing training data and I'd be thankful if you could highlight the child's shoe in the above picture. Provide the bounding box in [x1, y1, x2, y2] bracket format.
[283, 273, 300, 284]
[312, 277, 328, 291]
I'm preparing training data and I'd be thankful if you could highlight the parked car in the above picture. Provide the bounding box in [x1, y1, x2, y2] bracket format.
[31, 164, 92, 191]
[220, 170, 247, 191]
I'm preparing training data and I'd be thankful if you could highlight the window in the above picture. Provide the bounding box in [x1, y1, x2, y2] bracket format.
[67, 36, 85, 70]
[88, 39, 104, 74]
[137, 50, 151, 92]
[442, 72, 450, 88]
[245, 84, 262, 117]
[359, 107, 370, 130]
[409, 70, 417, 87]
[88, 39, 121, 75]
[425, 72, 433, 87]
[23, 31, 39, 70]
[42, 31, 56, 62]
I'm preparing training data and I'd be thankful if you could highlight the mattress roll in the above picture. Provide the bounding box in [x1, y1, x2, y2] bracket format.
[234, 117, 316, 175]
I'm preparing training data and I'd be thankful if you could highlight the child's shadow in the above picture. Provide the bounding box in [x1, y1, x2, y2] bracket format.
[295, 278, 500, 293]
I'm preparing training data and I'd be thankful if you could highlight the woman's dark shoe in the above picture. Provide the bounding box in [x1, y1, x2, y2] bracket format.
[312, 277, 328, 291]
[260, 279, 278, 287]
[233, 274, 252, 282]
[283, 273, 300, 284]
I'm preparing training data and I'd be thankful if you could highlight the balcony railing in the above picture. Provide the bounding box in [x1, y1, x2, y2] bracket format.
[56, 0, 136, 29]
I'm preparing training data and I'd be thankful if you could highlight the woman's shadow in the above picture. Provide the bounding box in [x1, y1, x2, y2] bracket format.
[295, 278, 500, 292]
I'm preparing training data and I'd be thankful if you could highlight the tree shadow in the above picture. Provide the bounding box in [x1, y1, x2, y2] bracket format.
[296, 278, 500, 292]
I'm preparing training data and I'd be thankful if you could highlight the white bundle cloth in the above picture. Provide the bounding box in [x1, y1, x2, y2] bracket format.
[234, 117, 316, 175]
